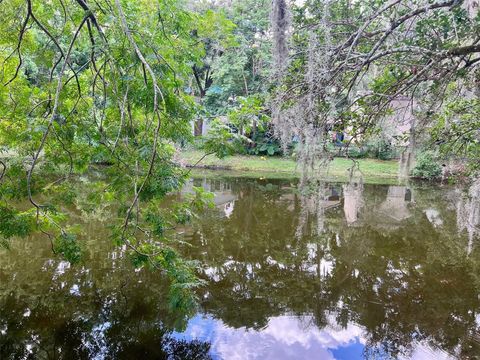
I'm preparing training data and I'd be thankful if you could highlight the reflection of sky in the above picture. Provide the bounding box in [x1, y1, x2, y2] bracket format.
[173, 314, 456, 360]
[173, 314, 366, 360]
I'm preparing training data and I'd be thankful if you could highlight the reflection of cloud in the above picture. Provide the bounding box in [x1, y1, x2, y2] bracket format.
[320, 259, 334, 277]
[266, 256, 286, 269]
[424, 208, 443, 227]
[224, 201, 235, 218]
[85, 321, 111, 359]
[70, 284, 81, 296]
[204, 267, 221, 282]
[399, 341, 455, 360]
[174, 315, 365, 360]
[53, 260, 71, 278]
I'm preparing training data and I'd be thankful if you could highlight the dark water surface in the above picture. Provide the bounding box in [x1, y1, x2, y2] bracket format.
[1, 176, 480, 359]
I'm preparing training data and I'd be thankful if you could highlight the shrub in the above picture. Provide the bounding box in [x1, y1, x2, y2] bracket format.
[366, 138, 397, 160]
[248, 130, 283, 156]
[345, 139, 398, 160]
[347, 146, 368, 159]
[411, 151, 442, 180]
[376, 140, 396, 160]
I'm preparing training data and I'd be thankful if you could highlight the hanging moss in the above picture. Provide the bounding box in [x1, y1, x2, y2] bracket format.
[271, 0, 289, 74]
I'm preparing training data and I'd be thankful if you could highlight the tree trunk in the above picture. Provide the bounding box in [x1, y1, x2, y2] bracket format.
[194, 118, 204, 136]
[192, 78, 207, 136]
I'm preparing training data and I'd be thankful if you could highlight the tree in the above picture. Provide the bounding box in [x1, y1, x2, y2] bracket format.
[187, 0, 272, 143]
[271, 0, 480, 175]
[187, 5, 236, 136]
[0, 0, 225, 307]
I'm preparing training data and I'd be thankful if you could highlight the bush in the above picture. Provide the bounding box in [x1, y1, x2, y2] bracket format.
[365, 138, 397, 160]
[411, 151, 442, 180]
[346, 146, 368, 159]
[248, 130, 283, 156]
[345, 139, 398, 160]
[376, 140, 396, 160]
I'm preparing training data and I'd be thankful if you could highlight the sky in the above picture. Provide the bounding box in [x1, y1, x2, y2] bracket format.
[173, 313, 455, 360]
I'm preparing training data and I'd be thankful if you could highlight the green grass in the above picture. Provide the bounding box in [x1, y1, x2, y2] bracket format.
[179, 150, 400, 184]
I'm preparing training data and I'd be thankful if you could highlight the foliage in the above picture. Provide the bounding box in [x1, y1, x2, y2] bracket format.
[0, 0, 236, 311]
[272, 0, 480, 175]
[201, 119, 246, 158]
[248, 130, 282, 156]
[225, 93, 281, 156]
[411, 151, 442, 180]
[0, 206, 35, 240]
[202, 0, 272, 115]
[53, 232, 83, 264]
[189, 0, 272, 143]
[359, 138, 399, 161]
[431, 91, 480, 173]
[374, 140, 397, 161]
[340, 136, 400, 160]
[227, 94, 269, 134]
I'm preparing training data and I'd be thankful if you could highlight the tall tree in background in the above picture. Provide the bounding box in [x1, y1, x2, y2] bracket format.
[189, 0, 272, 139]
[272, 0, 480, 174]
[187, 5, 236, 136]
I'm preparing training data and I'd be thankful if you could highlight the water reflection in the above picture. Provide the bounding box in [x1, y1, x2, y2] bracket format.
[174, 314, 366, 360]
[378, 185, 412, 222]
[456, 178, 480, 254]
[181, 177, 480, 359]
[1, 176, 480, 359]
[0, 233, 211, 359]
[174, 314, 455, 360]
[343, 181, 364, 225]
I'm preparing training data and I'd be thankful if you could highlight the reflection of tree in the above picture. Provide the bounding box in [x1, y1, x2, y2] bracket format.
[377, 185, 411, 222]
[0, 239, 211, 359]
[182, 179, 480, 358]
[343, 181, 364, 225]
[457, 179, 480, 254]
[2, 178, 479, 359]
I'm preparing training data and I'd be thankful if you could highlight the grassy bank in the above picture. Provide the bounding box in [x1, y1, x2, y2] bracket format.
[178, 150, 400, 183]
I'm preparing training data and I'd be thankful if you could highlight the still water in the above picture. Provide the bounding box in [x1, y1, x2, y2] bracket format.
[1, 175, 479, 359]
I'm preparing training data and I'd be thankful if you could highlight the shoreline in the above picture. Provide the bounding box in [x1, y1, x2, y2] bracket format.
[178, 150, 402, 184]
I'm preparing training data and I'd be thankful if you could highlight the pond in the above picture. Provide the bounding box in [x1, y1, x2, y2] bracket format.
[1, 175, 479, 359]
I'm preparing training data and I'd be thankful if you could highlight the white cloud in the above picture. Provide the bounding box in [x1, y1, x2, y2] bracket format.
[175, 314, 365, 360]
[399, 342, 455, 360]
